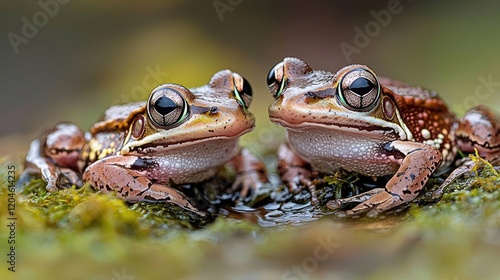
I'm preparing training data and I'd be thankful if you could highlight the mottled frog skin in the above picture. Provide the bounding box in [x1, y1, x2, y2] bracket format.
[267, 57, 500, 216]
[19, 70, 268, 215]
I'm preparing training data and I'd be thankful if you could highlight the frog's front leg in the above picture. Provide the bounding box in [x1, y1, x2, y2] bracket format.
[329, 140, 441, 216]
[230, 148, 268, 199]
[18, 139, 83, 192]
[83, 155, 204, 216]
[277, 143, 318, 204]
[17, 122, 86, 192]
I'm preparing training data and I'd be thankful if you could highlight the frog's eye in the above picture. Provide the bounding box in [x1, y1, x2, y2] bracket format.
[232, 73, 252, 109]
[267, 62, 286, 98]
[147, 86, 189, 128]
[337, 68, 380, 111]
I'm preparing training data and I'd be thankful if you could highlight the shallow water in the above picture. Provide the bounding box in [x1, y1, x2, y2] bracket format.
[184, 172, 410, 229]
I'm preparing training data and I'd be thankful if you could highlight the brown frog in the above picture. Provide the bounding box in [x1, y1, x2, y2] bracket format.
[267, 57, 500, 217]
[19, 70, 268, 215]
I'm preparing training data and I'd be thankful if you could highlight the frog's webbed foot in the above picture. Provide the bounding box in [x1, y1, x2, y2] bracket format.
[277, 144, 319, 204]
[83, 155, 205, 216]
[230, 148, 268, 201]
[327, 140, 442, 217]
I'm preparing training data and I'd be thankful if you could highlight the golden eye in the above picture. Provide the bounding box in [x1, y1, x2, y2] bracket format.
[232, 72, 253, 109]
[267, 62, 286, 98]
[147, 86, 189, 128]
[337, 68, 380, 111]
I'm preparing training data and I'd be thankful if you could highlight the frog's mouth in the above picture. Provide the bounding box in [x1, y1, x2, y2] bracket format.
[120, 127, 253, 155]
[269, 117, 409, 141]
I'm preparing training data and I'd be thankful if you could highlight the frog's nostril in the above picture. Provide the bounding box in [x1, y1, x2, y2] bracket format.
[209, 106, 220, 114]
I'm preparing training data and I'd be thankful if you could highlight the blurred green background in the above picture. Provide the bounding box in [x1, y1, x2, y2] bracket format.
[2, 0, 500, 158]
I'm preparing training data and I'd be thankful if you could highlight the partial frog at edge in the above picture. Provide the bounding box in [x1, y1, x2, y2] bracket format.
[18, 70, 268, 216]
[267, 57, 500, 217]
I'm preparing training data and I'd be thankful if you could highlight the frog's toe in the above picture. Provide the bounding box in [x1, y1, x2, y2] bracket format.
[231, 177, 252, 199]
[285, 180, 302, 194]
[231, 171, 264, 201]
[283, 174, 319, 203]
[133, 183, 206, 217]
[303, 180, 319, 205]
[45, 182, 59, 192]
[327, 188, 392, 217]
[431, 189, 444, 200]
[58, 167, 83, 188]
[347, 190, 402, 217]
[41, 173, 59, 192]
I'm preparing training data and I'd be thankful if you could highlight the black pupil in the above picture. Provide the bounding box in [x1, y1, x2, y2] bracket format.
[242, 77, 253, 97]
[154, 96, 177, 115]
[267, 67, 277, 86]
[349, 77, 374, 96]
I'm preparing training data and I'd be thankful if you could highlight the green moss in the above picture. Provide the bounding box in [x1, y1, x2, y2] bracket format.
[2, 152, 500, 279]
[13, 180, 141, 236]
[410, 153, 500, 229]
[0, 166, 214, 242]
[317, 171, 363, 201]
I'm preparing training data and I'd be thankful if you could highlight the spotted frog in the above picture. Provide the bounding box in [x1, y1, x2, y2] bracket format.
[267, 57, 500, 216]
[19, 70, 268, 215]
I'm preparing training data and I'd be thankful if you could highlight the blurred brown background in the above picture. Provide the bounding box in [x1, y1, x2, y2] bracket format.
[2, 0, 500, 158]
